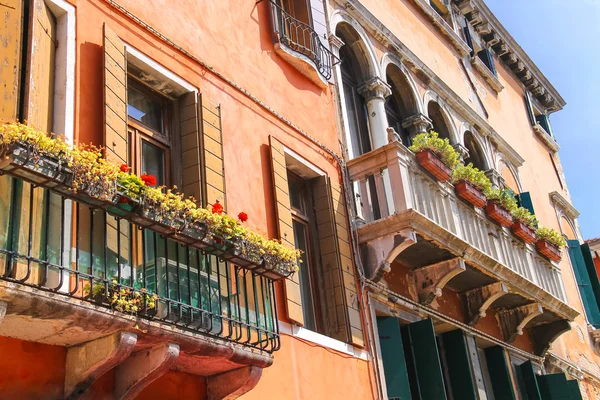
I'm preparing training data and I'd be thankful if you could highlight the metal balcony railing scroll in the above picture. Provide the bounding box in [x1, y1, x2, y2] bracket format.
[269, 0, 336, 80]
[0, 176, 280, 353]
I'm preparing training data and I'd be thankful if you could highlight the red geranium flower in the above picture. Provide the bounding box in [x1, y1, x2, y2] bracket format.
[141, 174, 157, 186]
[120, 164, 129, 173]
[212, 201, 224, 214]
[238, 212, 248, 222]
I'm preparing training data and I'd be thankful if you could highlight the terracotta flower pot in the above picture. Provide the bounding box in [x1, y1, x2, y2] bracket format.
[536, 240, 562, 262]
[511, 220, 537, 244]
[416, 149, 452, 182]
[455, 181, 486, 208]
[485, 201, 513, 227]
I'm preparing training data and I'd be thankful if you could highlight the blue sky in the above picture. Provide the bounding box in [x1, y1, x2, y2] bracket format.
[485, 0, 600, 239]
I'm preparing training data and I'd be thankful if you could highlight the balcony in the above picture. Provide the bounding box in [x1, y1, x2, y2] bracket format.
[268, 0, 336, 87]
[0, 175, 280, 398]
[348, 141, 578, 354]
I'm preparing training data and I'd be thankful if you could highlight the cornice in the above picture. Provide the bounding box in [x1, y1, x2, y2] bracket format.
[550, 191, 580, 220]
[545, 352, 585, 380]
[454, 0, 566, 113]
[534, 124, 560, 153]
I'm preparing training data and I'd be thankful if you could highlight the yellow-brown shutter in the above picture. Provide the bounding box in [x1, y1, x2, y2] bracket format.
[24, 0, 56, 132]
[269, 136, 304, 326]
[199, 94, 226, 209]
[0, 0, 25, 121]
[313, 177, 364, 346]
[103, 23, 128, 164]
[179, 92, 202, 203]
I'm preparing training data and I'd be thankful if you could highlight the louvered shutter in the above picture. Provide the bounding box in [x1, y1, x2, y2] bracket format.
[0, 0, 24, 121]
[463, 26, 474, 56]
[581, 243, 600, 310]
[566, 380, 583, 400]
[179, 92, 202, 203]
[484, 346, 517, 400]
[525, 91, 536, 127]
[537, 373, 571, 400]
[269, 136, 303, 325]
[517, 192, 536, 217]
[376, 317, 412, 400]
[568, 240, 600, 328]
[103, 24, 128, 164]
[404, 319, 447, 400]
[313, 176, 363, 345]
[442, 330, 478, 400]
[517, 360, 542, 400]
[309, 0, 329, 51]
[199, 95, 226, 209]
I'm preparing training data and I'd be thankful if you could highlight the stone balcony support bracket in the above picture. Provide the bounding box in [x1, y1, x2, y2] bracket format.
[464, 282, 508, 326]
[497, 303, 543, 343]
[412, 258, 467, 305]
[207, 366, 263, 400]
[530, 319, 571, 356]
[0, 301, 6, 325]
[65, 331, 138, 400]
[115, 343, 180, 400]
[363, 228, 417, 282]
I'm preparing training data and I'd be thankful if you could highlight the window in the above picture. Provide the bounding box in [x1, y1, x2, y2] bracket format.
[288, 172, 323, 332]
[277, 0, 312, 26]
[525, 91, 555, 138]
[477, 48, 497, 77]
[429, 0, 452, 25]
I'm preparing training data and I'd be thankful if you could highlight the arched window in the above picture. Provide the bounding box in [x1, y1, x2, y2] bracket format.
[464, 131, 487, 171]
[384, 65, 419, 146]
[427, 101, 452, 141]
[337, 25, 371, 158]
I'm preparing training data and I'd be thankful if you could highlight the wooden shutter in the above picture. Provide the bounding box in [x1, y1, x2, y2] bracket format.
[568, 240, 600, 328]
[441, 330, 478, 400]
[269, 136, 303, 325]
[404, 319, 447, 400]
[0, 0, 24, 121]
[24, 0, 56, 132]
[179, 92, 202, 203]
[313, 176, 363, 345]
[103, 23, 128, 164]
[536, 114, 554, 138]
[199, 94, 225, 209]
[581, 243, 600, 310]
[484, 346, 517, 400]
[462, 26, 474, 56]
[537, 373, 572, 400]
[376, 317, 412, 400]
[517, 192, 536, 217]
[566, 380, 583, 400]
[525, 91, 536, 127]
[518, 361, 542, 400]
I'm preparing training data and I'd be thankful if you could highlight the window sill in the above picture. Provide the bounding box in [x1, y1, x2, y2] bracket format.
[279, 321, 370, 360]
[411, 0, 472, 57]
[533, 123, 560, 153]
[273, 43, 329, 89]
[470, 56, 504, 93]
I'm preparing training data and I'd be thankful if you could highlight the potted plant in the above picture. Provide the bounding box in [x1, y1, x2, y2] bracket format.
[485, 189, 517, 227]
[535, 227, 566, 262]
[70, 145, 120, 207]
[510, 207, 538, 244]
[410, 131, 459, 182]
[452, 163, 491, 208]
[83, 279, 158, 315]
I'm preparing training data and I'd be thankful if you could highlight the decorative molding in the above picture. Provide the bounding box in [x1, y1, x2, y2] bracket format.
[533, 124, 560, 153]
[463, 282, 508, 326]
[550, 191, 580, 220]
[358, 76, 392, 100]
[496, 303, 543, 343]
[470, 55, 504, 93]
[545, 351, 585, 380]
[411, 258, 466, 305]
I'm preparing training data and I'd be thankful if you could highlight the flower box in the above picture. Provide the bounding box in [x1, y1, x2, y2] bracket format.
[485, 201, 513, 227]
[221, 239, 264, 268]
[177, 221, 209, 245]
[0, 142, 73, 192]
[416, 149, 452, 182]
[107, 185, 141, 218]
[511, 220, 537, 244]
[536, 240, 562, 262]
[253, 254, 296, 280]
[455, 180, 486, 208]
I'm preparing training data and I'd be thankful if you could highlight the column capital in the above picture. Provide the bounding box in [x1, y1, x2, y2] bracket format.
[328, 35, 345, 57]
[485, 169, 504, 189]
[358, 77, 392, 100]
[402, 113, 432, 140]
[453, 143, 470, 162]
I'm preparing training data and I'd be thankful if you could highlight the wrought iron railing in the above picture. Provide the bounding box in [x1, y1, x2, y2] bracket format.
[268, 0, 335, 80]
[0, 175, 280, 353]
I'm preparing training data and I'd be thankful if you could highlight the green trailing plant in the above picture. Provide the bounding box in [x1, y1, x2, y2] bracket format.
[485, 188, 518, 213]
[511, 207, 538, 229]
[83, 280, 158, 314]
[409, 131, 460, 169]
[535, 227, 567, 248]
[451, 163, 492, 193]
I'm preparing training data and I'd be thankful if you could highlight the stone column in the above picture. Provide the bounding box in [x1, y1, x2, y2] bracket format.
[452, 143, 470, 163]
[402, 113, 433, 143]
[358, 77, 392, 150]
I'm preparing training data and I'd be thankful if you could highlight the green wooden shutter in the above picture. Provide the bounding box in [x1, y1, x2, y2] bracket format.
[462, 26, 474, 56]
[568, 240, 600, 328]
[517, 361, 542, 400]
[525, 92, 537, 127]
[484, 346, 517, 400]
[517, 192, 536, 217]
[536, 114, 554, 138]
[537, 373, 571, 400]
[404, 319, 447, 400]
[566, 379, 583, 400]
[581, 243, 600, 310]
[441, 330, 477, 400]
[376, 317, 412, 400]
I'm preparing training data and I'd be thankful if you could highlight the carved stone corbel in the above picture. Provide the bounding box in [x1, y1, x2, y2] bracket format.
[412, 258, 466, 305]
[65, 331, 138, 399]
[496, 303, 543, 343]
[363, 229, 417, 282]
[530, 320, 571, 356]
[114, 343, 180, 399]
[207, 366, 263, 400]
[463, 282, 508, 326]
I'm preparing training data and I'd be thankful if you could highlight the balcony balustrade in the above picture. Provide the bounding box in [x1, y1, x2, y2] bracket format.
[348, 141, 568, 304]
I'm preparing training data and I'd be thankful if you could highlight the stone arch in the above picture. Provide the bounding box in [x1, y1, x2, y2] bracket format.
[464, 131, 490, 171]
[426, 101, 457, 143]
[560, 216, 578, 241]
[497, 156, 522, 192]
